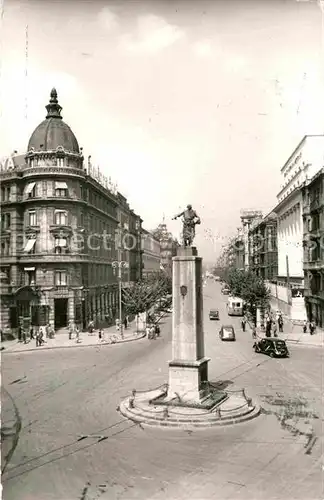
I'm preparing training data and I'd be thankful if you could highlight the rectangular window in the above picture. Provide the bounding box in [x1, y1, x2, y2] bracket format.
[54, 237, 67, 254]
[25, 270, 36, 286]
[55, 270, 67, 286]
[55, 211, 67, 225]
[26, 182, 36, 198]
[1, 213, 6, 229]
[24, 238, 36, 253]
[28, 211, 36, 226]
[55, 181, 68, 197]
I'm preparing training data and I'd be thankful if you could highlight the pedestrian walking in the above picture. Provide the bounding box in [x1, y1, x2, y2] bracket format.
[115, 318, 120, 332]
[35, 331, 40, 347]
[98, 328, 102, 340]
[241, 318, 246, 332]
[123, 316, 128, 329]
[68, 322, 73, 340]
[38, 329, 44, 346]
[273, 324, 278, 337]
[309, 321, 316, 335]
[22, 329, 27, 344]
[45, 324, 50, 338]
[75, 326, 80, 342]
[30, 326, 34, 340]
[18, 324, 22, 342]
[155, 324, 160, 337]
[88, 320, 94, 334]
[278, 317, 283, 333]
[303, 320, 307, 334]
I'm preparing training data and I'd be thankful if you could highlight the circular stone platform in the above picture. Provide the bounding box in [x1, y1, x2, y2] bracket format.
[119, 386, 261, 429]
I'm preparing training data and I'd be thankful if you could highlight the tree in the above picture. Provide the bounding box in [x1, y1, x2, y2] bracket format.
[122, 271, 172, 325]
[227, 268, 270, 318]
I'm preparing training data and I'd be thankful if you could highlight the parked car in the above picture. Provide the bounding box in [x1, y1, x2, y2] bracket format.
[209, 309, 219, 320]
[253, 337, 289, 358]
[219, 325, 236, 341]
[221, 288, 230, 295]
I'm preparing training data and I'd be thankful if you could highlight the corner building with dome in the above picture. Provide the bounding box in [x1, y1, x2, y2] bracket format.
[0, 89, 142, 333]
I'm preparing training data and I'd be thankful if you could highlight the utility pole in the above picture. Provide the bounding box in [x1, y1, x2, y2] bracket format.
[286, 254, 292, 306]
[25, 24, 29, 123]
[112, 260, 128, 337]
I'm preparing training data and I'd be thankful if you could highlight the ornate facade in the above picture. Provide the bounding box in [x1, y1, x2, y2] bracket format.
[141, 229, 161, 277]
[302, 168, 324, 327]
[0, 89, 142, 333]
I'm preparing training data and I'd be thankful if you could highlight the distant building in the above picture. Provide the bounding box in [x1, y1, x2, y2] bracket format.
[141, 229, 161, 277]
[248, 213, 278, 281]
[0, 88, 142, 333]
[152, 223, 179, 277]
[302, 168, 324, 327]
[240, 209, 263, 270]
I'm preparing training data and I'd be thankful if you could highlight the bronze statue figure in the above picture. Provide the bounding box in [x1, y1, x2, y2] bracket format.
[173, 204, 201, 247]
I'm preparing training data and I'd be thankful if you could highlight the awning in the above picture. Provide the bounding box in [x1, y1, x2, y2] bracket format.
[24, 238, 36, 252]
[24, 267, 35, 271]
[25, 182, 36, 194]
[55, 181, 68, 189]
[55, 238, 67, 247]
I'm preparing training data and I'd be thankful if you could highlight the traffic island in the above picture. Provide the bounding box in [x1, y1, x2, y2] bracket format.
[119, 385, 260, 429]
[119, 245, 260, 429]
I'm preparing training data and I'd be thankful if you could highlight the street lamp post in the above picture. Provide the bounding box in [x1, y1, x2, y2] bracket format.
[112, 261, 128, 336]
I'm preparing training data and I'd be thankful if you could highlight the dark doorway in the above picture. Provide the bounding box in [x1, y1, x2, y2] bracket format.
[54, 298, 68, 329]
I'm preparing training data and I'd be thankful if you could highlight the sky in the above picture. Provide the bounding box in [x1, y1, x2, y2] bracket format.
[1, 0, 324, 262]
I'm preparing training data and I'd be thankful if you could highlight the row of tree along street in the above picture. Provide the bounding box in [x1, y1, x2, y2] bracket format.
[213, 267, 270, 324]
[122, 271, 172, 327]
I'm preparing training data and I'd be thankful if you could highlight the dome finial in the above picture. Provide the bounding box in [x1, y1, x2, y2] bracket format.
[46, 88, 62, 119]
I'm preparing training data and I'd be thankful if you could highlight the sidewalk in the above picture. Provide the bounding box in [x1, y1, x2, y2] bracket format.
[1, 323, 145, 354]
[248, 318, 323, 348]
[279, 318, 324, 348]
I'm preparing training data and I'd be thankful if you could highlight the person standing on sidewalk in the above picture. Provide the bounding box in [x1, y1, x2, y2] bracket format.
[123, 317, 128, 330]
[241, 317, 246, 332]
[309, 321, 316, 335]
[278, 315, 284, 333]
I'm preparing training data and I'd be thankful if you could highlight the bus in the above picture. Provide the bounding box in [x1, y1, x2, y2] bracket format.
[227, 297, 244, 316]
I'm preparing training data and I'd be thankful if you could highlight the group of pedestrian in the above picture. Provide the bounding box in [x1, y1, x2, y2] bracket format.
[263, 312, 283, 337]
[17, 323, 54, 347]
[146, 323, 160, 340]
[303, 320, 316, 335]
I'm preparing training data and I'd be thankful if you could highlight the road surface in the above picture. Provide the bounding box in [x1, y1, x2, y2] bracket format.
[2, 281, 323, 500]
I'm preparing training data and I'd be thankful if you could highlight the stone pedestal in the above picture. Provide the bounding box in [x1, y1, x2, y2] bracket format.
[168, 246, 210, 403]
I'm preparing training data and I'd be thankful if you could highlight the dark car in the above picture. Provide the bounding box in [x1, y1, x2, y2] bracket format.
[253, 337, 289, 358]
[219, 325, 236, 341]
[209, 309, 219, 320]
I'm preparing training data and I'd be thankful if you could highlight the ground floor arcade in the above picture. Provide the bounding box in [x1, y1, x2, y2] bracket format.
[0, 284, 121, 335]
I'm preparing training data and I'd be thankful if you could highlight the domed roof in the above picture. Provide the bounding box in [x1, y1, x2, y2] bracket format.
[27, 88, 80, 154]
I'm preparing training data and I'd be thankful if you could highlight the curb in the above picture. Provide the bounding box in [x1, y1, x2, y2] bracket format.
[1, 388, 22, 474]
[284, 339, 323, 348]
[1, 332, 146, 355]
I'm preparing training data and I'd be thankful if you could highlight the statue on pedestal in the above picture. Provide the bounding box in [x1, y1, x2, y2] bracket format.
[173, 204, 201, 247]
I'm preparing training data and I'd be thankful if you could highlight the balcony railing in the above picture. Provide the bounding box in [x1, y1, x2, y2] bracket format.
[304, 260, 324, 271]
[18, 253, 89, 262]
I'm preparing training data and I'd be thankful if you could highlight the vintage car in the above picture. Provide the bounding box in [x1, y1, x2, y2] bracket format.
[219, 325, 236, 341]
[221, 287, 230, 295]
[209, 309, 219, 320]
[253, 337, 289, 358]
